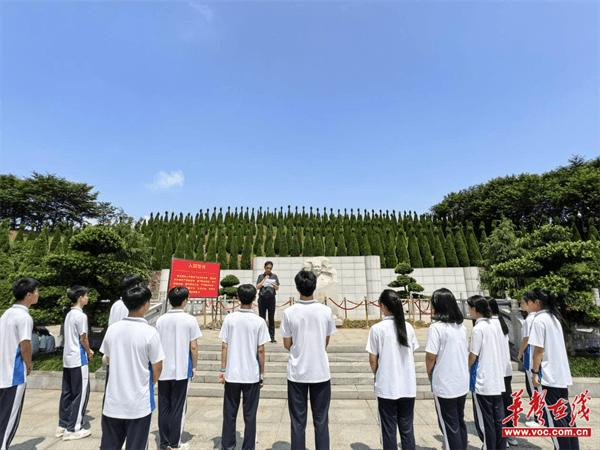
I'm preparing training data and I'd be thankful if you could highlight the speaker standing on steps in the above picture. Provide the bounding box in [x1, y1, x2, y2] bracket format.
[219, 284, 270, 450]
[367, 289, 418, 450]
[425, 288, 469, 450]
[256, 261, 280, 343]
[281, 270, 336, 450]
[156, 286, 202, 450]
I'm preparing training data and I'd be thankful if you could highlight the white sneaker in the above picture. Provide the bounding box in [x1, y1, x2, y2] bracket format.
[63, 429, 91, 440]
[177, 444, 190, 450]
[55, 426, 65, 437]
[508, 438, 518, 446]
[525, 420, 542, 428]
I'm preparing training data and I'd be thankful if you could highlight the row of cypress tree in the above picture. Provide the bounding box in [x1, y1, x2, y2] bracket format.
[4, 207, 597, 272]
[136, 207, 496, 270]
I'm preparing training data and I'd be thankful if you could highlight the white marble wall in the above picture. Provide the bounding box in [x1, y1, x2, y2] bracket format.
[381, 266, 483, 299]
[253, 256, 374, 302]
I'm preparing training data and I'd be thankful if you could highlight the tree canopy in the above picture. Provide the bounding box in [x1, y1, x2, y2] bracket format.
[482, 219, 600, 325]
[0, 172, 122, 230]
[432, 156, 600, 230]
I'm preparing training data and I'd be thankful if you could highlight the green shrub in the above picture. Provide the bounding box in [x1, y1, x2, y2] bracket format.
[568, 356, 600, 377]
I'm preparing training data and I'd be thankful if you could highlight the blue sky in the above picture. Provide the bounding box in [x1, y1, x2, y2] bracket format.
[1, 0, 598, 219]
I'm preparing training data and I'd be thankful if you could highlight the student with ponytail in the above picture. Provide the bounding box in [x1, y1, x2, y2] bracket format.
[524, 289, 579, 450]
[468, 295, 507, 450]
[425, 288, 469, 450]
[366, 289, 419, 450]
[488, 298, 518, 447]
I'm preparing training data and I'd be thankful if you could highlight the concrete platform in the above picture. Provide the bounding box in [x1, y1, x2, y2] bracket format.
[10, 390, 600, 449]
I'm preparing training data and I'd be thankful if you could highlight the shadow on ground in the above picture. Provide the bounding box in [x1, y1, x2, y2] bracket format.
[9, 437, 45, 450]
[151, 430, 194, 448]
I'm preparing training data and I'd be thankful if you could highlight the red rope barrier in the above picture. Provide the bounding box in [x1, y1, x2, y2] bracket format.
[344, 299, 365, 306]
[327, 297, 368, 311]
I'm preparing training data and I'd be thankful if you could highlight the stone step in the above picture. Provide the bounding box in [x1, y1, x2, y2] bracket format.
[198, 351, 427, 363]
[187, 383, 455, 400]
[199, 344, 397, 354]
[192, 370, 526, 386]
[196, 360, 522, 374]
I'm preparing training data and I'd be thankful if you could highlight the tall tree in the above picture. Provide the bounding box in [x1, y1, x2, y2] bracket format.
[466, 223, 483, 266]
[407, 229, 423, 268]
[431, 227, 447, 267]
[454, 227, 471, 267]
[443, 228, 460, 267]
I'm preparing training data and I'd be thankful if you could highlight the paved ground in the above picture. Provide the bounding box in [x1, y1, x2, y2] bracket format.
[11, 389, 598, 449]
[15, 325, 598, 449]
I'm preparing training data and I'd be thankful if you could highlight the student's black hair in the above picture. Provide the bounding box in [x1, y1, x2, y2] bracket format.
[123, 285, 152, 311]
[430, 288, 464, 324]
[238, 284, 257, 305]
[120, 274, 142, 296]
[67, 285, 88, 304]
[379, 289, 409, 347]
[168, 286, 189, 307]
[522, 288, 566, 326]
[487, 297, 508, 335]
[467, 295, 492, 318]
[264, 261, 274, 268]
[13, 278, 40, 301]
[294, 270, 317, 297]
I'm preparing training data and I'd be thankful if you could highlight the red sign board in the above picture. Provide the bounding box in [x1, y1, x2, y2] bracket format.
[169, 258, 221, 298]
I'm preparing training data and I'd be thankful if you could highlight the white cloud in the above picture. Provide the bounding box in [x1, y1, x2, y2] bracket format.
[187, 1, 214, 23]
[148, 170, 185, 191]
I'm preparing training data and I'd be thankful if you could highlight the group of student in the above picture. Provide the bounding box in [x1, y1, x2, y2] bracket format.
[0, 272, 580, 450]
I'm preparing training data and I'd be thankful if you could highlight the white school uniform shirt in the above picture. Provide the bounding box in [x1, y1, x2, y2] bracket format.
[469, 318, 507, 396]
[491, 316, 513, 377]
[523, 311, 537, 371]
[219, 309, 270, 383]
[0, 305, 33, 388]
[100, 317, 165, 419]
[63, 307, 89, 368]
[280, 299, 336, 383]
[366, 316, 419, 399]
[157, 309, 202, 381]
[108, 299, 129, 326]
[528, 311, 572, 389]
[425, 321, 470, 399]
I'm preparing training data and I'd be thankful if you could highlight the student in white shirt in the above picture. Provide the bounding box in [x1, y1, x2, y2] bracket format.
[219, 284, 270, 450]
[525, 289, 579, 450]
[100, 285, 165, 450]
[518, 298, 538, 401]
[56, 286, 94, 441]
[366, 289, 418, 450]
[0, 278, 38, 450]
[107, 275, 141, 326]
[425, 288, 469, 450]
[280, 270, 336, 450]
[468, 295, 507, 450]
[156, 286, 202, 450]
[488, 298, 518, 447]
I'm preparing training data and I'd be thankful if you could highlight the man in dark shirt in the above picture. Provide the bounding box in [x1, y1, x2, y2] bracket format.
[256, 261, 280, 343]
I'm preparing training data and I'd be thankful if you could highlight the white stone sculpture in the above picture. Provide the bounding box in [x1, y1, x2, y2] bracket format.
[303, 257, 338, 301]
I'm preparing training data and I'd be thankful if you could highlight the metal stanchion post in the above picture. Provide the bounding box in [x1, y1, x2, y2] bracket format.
[364, 297, 369, 328]
[344, 297, 348, 320]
